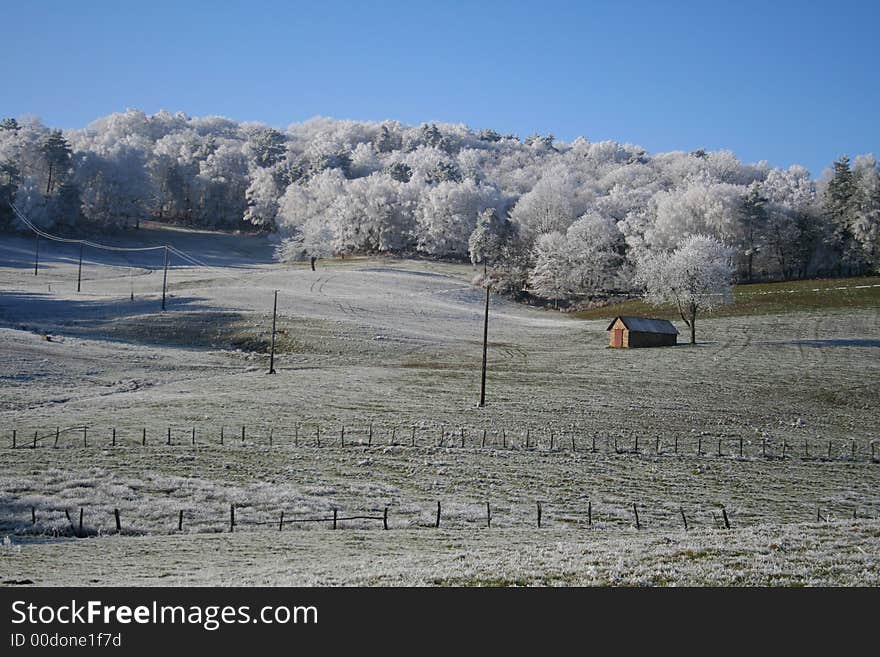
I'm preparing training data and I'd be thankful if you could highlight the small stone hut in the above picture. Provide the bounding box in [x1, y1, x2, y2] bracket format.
[606, 316, 678, 348]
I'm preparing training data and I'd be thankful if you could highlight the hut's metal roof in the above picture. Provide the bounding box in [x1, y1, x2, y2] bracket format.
[606, 316, 679, 335]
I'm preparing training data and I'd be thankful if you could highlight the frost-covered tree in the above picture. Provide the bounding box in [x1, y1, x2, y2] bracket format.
[824, 155, 864, 274]
[565, 213, 627, 296]
[737, 183, 768, 281]
[468, 208, 515, 265]
[528, 231, 571, 307]
[852, 155, 880, 271]
[415, 180, 500, 258]
[244, 125, 286, 169]
[635, 235, 734, 344]
[509, 169, 585, 241]
[243, 166, 282, 229]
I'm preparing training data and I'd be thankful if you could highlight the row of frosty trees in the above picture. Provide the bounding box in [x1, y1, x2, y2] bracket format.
[1, 110, 878, 306]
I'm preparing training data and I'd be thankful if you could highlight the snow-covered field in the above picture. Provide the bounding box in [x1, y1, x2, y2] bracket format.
[1, 224, 879, 586]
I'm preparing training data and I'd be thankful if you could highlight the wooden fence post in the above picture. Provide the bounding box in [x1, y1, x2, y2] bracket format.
[435, 501, 441, 528]
[55, 427, 59, 448]
[537, 501, 542, 528]
[111, 428, 116, 447]
[241, 425, 245, 444]
[587, 500, 592, 527]
[851, 440, 856, 459]
[340, 425, 345, 447]
[460, 427, 465, 448]
[550, 430, 555, 451]
[526, 428, 530, 449]
[782, 439, 787, 459]
[502, 429, 507, 448]
[230, 503, 235, 532]
[571, 433, 576, 452]
[739, 437, 743, 458]
[717, 438, 722, 457]
[294, 425, 298, 447]
[762, 437, 766, 458]
[697, 437, 702, 456]
[279, 511, 284, 531]
[486, 502, 491, 528]
[412, 426, 416, 447]
[481, 429, 486, 448]
[269, 428, 273, 447]
[369, 422, 373, 447]
[191, 427, 196, 446]
[166, 427, 171, 446]
[83, 427, 87, 448]
[804, 439, 809, 458]
[12, 429, 15, 449]
[78, 507, 83, 537]
[680, 506, 688, 530]
[674, 436, 678, 454]
[178, 510, 183, 531]
[592, 433, 597, 453]
[114, 508, 121, 533]
[634, 434, 638, 453]
[316, 425, 321, 448]
[721, 506, 731, 529]
[333, 508, 337, 530]
[31, 507, 36, 525]
[142, 428, 146, 446]
[383, 507, 389, 530]
[632, 502, 640, 530]
[220, 426, 224, 445]
[391, 427, 396, 445]
[655, 436, 660, 454]
[33, 430, 37, 449]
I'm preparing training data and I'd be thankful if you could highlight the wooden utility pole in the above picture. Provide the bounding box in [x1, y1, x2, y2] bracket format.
[269, 289, 278, 374]
[77, 242, 83, 292]
[479, 264, 490, 407]
[161, 245, 169, 311]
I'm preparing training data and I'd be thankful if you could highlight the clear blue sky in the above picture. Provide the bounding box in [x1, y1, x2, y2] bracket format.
[2, 0, 877, 176]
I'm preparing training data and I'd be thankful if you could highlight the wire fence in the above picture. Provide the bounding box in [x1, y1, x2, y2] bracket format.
[4, 495, 871, 541]
[6, 422, 878, 463]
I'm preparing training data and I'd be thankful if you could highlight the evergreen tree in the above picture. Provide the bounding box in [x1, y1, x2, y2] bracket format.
[0, 161, 20, 226]
[824, 155, 862, 273]
[384, 161, 412, 183]
[738, 184, 768, 281]
[40, 129, 72, 195]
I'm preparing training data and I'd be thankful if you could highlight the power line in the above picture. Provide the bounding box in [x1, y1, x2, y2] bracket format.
[9, 201, 263, 281]
[10, 202, 166, 252]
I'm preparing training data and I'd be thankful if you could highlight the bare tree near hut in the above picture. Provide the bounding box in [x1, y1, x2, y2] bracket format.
[635, 235, 734, 344]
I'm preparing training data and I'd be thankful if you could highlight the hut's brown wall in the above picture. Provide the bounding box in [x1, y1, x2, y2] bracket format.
[626, 331, 677, 348]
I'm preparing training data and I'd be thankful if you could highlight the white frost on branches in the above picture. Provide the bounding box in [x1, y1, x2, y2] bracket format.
[635, 235, 734, 343]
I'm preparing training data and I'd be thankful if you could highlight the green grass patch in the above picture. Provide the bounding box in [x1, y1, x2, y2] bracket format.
[571, 276, 880, 321]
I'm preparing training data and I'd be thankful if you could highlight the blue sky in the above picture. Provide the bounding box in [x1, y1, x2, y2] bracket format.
[2, 0, 877, 176]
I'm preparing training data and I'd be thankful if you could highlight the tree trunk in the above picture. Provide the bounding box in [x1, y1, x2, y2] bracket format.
[689, 304, 697, 345]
